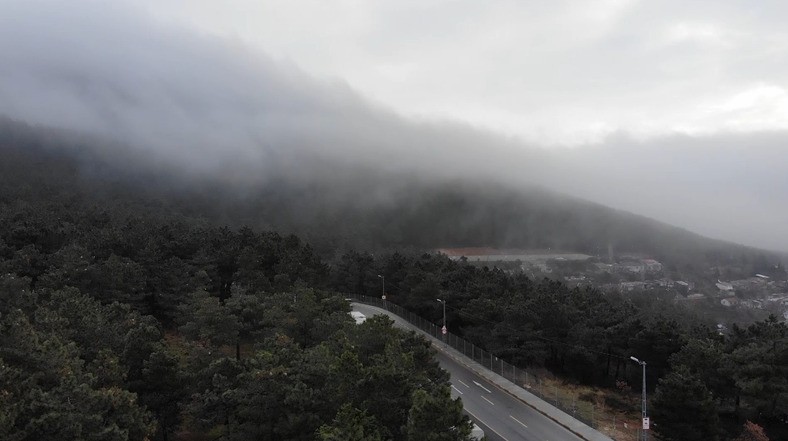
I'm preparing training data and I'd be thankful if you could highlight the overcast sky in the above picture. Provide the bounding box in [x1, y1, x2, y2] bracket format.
[1, 0, 787, 251]
[136, 0, 788, 146]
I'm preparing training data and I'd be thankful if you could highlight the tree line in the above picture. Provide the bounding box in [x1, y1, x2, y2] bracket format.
[0, 204, 472, 440]
[333, 251, 787, 441]
[1, 123, 785, 440]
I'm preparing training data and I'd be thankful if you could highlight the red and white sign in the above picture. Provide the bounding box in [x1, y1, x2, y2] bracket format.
[441, 325, 447, 335]
[642, 417, 650, 430]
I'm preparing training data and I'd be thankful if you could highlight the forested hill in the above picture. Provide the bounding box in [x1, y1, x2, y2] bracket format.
[2, 119, 786, 441]
[0, 117, 779, 272]
[0, 119, 476, 440]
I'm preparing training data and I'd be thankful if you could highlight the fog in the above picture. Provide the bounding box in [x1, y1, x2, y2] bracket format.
[547, 134, 788, 252]
[2, 1, 787, 251]
[0, 1, 545, 183]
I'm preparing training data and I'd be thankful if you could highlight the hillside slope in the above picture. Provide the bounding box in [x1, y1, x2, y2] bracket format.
[0, 118, 777, 273]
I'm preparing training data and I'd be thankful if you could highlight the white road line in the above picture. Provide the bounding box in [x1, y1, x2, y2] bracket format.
[509, 415, 528, 429]
[465, 408, 510, 441]
[473, 380, 493, 394]
[482, 396, 495, 406]
[354, 304, 587, 441]
[451, 385, 464, 395]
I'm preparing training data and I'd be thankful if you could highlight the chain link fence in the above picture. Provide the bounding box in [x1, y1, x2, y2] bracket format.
[348, 294, 643, 441]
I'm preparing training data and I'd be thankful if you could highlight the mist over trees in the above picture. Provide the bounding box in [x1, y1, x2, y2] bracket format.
[0, 164, 473, 439]
[3, 3, 788, 441]
[1, 123, 786, 440]
[3, 0, 788, 252]
[2, 117, 779, 272]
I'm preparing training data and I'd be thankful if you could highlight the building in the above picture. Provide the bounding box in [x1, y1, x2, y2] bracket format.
[643, 259, 663, 273]
[721, 297, 739, 307]
[619, 281, 646, 292]
[615, 262, 646, 274]
[434, 248, 592, 263]
[716, 281, 734, 292]
[654, 278, 675, 288]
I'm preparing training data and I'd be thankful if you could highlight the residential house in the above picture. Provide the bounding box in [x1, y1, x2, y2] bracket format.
[721, 297, 739, 307]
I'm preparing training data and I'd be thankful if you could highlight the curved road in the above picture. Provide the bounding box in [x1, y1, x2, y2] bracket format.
[352, 303, 587, 441]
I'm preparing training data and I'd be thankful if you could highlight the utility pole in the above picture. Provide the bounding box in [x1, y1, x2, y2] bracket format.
[377, 274, 385, 300]
[630, 356, 648, 441]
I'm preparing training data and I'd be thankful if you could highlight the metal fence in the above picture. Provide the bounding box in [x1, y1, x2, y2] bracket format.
[349, 294, 642, 441]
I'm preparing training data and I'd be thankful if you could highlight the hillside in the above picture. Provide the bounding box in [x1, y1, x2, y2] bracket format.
[2, 119, 786, 441]
[1, 118, 777, 276]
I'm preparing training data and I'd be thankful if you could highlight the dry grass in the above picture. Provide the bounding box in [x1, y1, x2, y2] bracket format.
[534, 376, 648, 441]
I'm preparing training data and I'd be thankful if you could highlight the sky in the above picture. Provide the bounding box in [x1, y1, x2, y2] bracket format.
[136, 0, 788, 146]
[1, 0, 787, 251]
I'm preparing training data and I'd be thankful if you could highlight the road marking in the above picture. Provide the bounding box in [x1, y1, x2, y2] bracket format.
[473, 380, 492, 394]
[509, 415, 528, 428]
[356, 303, 586, 441]
[464, 408, 511, 441]
[482, 396, 495, 406]
[451, 385, 464, 395]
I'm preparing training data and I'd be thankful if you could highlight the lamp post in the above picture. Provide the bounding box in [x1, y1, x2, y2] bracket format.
[377, 274, 385, 300]
[436, 298, 447, 343]
[630, 356, 648, 441]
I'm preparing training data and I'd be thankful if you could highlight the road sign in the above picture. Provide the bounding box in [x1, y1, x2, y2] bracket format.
[442, 325, 447, 335]
[381, 294, 386, 300]
[642, 417, 650, 430]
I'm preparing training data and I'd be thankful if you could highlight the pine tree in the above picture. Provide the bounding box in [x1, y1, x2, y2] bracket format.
[406, 387, 473, 441]
[318, 404, 383, 441]
[651, 366, 719, 441]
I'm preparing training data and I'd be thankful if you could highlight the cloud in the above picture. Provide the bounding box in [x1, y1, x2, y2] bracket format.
[2, 0, 788, 252]
[545, 132, 788, 251]
[0, 0, 549, 181]
[128, 0, 788, 145]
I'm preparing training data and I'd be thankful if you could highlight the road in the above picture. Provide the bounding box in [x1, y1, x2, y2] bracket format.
[352, 303, 586, 441]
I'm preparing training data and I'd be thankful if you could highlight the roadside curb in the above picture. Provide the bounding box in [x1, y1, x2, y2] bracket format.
[353, 302, 614, 441]
[432, 339, 609, 441]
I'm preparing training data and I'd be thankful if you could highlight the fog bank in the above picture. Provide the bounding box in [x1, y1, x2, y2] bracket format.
[2, 1, 787, 251]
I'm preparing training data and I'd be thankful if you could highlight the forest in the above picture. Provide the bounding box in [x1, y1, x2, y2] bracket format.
[0, 220, 472, 440]
[1, 117, 781, 277]
[335, 251, 787, 440]
[0, 121, 786, 440]
[0, 127, 473, 440]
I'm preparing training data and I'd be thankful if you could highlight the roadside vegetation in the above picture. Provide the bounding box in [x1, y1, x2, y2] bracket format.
[1, 123, 785, 440]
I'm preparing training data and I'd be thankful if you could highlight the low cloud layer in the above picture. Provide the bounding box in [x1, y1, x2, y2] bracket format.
[546, 133, 788, 252]
[1, 1, 787, 251]
[0, 1, 544, 182]
[135, 0, 788, 145]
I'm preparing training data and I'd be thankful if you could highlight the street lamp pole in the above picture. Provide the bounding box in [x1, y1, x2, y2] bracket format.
[630, 356, 648, 441]
[436, 298, 447, 343]
[377, 274, 385, 300]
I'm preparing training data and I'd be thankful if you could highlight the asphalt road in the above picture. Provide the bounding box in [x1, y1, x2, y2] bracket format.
[352, 303, 586, 441]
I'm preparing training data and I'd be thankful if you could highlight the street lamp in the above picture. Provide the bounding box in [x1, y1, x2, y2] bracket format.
[377, 274, 385, 300]
[630, 356, 648, 441]
[436, 298, 447, 342]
